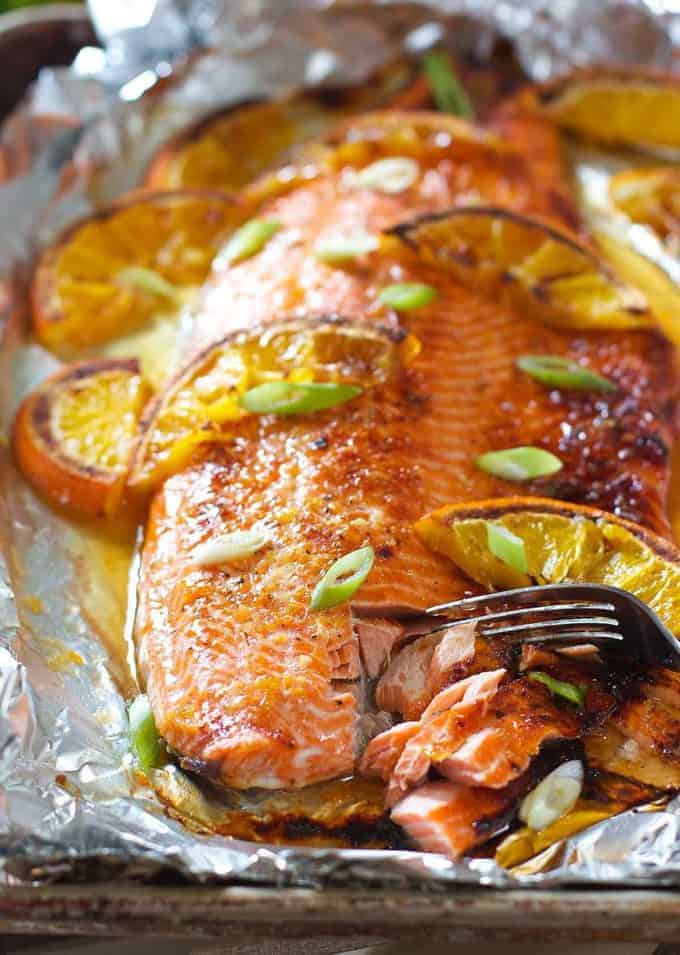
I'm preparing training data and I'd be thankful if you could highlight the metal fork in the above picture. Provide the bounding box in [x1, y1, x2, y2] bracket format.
[424, 583, 680, 669]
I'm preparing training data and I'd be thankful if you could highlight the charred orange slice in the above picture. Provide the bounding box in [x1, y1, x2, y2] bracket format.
[537, 69, 680, 153]
[415, 497, 680, 633]
[392, 207, 651, 330]
[144, 60, 424, 192]
[13, 358, 150, 518]
[129, 318, 406, 491]
[31, 191, 243, 356]
[609, 166, 680, 247]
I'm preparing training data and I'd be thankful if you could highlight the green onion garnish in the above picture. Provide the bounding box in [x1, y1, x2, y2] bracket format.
[423, 50, 475, 119]
[517, 355, 616, 393]
[486, 522, 528, 574]
[117, 266, 181, 303]
[353, 157, 420, 194]
[476, 446, 563, 482]
[310, 545, 375, 611]
[240, 380, 361, 416]
[528, 671, 586, 707]
[378, 282, 437, 311]
[128, 694, 165, 771]
[223, 218, 280, 264]
[193, 529, 270, 565]
[314, 232, 379, 264]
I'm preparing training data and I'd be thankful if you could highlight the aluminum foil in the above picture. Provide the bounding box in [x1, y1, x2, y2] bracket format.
[1, 0, 680, 889]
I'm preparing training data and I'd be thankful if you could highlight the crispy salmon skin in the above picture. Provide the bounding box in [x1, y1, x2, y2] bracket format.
[134, 107, 677, 809]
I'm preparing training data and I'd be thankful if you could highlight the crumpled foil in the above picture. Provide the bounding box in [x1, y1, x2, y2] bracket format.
[0, 0, 679, 888]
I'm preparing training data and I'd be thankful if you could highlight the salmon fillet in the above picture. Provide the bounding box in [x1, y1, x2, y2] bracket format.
[136, 109, 677, 792]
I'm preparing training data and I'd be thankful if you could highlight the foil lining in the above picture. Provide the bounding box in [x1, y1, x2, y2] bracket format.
[0, 0, 679, 888]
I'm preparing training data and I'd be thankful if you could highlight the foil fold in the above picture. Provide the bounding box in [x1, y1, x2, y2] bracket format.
[0, 0, 679, 888]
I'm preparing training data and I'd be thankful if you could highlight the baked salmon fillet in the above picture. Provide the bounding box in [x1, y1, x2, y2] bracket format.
[134, 108, 677, 797]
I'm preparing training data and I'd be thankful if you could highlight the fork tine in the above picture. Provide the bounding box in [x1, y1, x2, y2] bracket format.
[426, 587, 615, 616]
[517, 631, 625, 646]
[480, 616, 621, 638]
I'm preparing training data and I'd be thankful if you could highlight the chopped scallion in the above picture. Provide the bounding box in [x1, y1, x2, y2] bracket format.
[353, 157, 419, 194]
[117, 266, 181, 303]
[517, 355, 615, 392]
[223, 218, 280, 264]
[486, 522, 528, 574]
[477, 446, 563, 481]
[311, 545, 375, 611]
[378, 282, 437, 311]
[240, 380, 361, 415]
[528, 671, 586, 707]
[314, 232, 379, 264]
[423, 50, 474, 119]
[193, 529, 270, 565]
[128, 694, 165, 771]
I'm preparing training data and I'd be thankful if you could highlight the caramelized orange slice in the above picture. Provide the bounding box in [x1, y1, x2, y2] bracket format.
[609, 166, 680, 247]
[31, 191, 242, 356]
[14, 358, 149, 518]
[144, 60, 424, 192]
[538, 68, 680, 153]
[392, 207, 651, 330]
[129, 318, 404, 491]
[415, 496, 680, 628]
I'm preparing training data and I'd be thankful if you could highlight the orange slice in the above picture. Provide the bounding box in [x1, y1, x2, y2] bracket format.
[144, 60, 424, 192]
[392, 207, 651, 330]
[31, 190, 243, 356]
[129, 318, 406, 491]
[415, 496, 680, 631]
[13, 358, 150, 518]
[537, 68, 680, 153]
[609, 166, 680, 247]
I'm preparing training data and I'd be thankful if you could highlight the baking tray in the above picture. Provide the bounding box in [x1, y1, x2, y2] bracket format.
[1, 3, 680, 943]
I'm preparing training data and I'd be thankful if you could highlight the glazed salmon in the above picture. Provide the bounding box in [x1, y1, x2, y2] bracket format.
[135, 110, 677, 792]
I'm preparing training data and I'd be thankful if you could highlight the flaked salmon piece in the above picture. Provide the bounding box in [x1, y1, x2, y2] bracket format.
[376, 634, 440, 720]
[387, 676, 579, 805]
[427, 621, 477, 696]
[359, 721, 421, 781]
[328, 635, 362, 680]
[385, 670, 507, 805]
[354, 616, 404, 679]
[391, 780, 512, 859]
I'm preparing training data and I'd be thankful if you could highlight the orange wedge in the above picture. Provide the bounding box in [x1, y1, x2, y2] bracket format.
[144, 60, 424, 192]
[31, 190, 243, 356]
[129, 318, 405, 491]
[392, 207, 652, 330]
[609, 166, 680, 247]
[13, 358, 150, 518]
[537, 68, 680, 153]
[415, 496, 680, 632]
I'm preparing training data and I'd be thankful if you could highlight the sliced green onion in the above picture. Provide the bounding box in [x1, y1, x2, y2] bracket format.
[423, 50, 475, 119]
[240, 380, 361, 416]
[353, 157, 419, 194]
[311, 545, 375, 611]
[128, 694, 165, 771]
[117, 266, 181, 303]
[193, 529, 270, 565]
[519, 760, 584, 830]
[517, 355, 616, 393]
[476, 446, 563, 482]
[223, 218, 280, 264]
[314, 232, 379, 264]
[378, 282, 437, 311]
[528, 671, 586, 707]
[486, 522, 528, 574]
